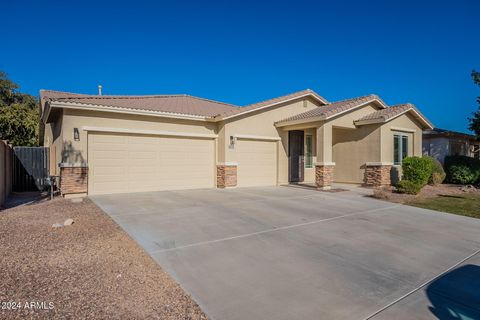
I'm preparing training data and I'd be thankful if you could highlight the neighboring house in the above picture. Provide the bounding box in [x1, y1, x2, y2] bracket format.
[40, 89, 433, 197]
[423, 128, 480, 164]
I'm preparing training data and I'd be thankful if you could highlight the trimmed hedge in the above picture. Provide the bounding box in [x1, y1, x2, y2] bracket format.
[396, 156, 434, 195]
[444, 155, 480, 185]
[424, 156, 446, 185]
[396, 180, 423, 195]
[402, 156, 433, 186]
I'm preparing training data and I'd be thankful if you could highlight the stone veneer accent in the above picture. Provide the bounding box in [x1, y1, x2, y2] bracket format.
[60, 166, 88, 196]
[315, 164, 334, 189]
[216, 164, 237, 188]
[364, 164, 392, 186]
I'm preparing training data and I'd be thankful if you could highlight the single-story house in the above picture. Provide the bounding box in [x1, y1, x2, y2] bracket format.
[423, 128, 480, 164]
[40, 89, 433, 197]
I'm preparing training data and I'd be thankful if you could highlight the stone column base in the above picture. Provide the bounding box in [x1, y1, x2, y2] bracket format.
[217, 163, 237, 188]
[315, 163, 335, 190]
[60, 164, 88, 196]
[364, 163, 392, 187]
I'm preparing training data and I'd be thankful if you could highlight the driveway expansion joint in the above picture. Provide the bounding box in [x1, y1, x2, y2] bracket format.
[364, 247, 480, 320]
[151, 204, 401, 254]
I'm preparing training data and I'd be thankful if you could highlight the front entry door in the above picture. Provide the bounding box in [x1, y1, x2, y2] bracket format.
[289, 130, 304, 183]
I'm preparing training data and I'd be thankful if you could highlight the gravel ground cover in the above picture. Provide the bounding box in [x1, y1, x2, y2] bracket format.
[372, 184, 470, 203]
[0, 197, 207, 319]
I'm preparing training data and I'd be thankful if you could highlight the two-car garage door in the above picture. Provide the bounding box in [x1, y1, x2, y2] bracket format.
[88, 133, 215, 195]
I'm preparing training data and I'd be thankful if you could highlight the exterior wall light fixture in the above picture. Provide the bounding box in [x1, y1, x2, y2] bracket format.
[74, 128, 80, 141]
[229, 135, 236, 148]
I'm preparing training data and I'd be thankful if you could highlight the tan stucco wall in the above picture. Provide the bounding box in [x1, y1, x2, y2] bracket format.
[221, 98, 322, 184]
[327, 103, 380, 129]
[328, 105, 422, 184]
[332, 126, 381, 183]
[60, 109, 217, 165]
[48, 99, 426, 189]
[380, 113, 423, 164]
[43, 113, 63, 175]
[217, 122, 226, 163]
[317, 102, 380, 179]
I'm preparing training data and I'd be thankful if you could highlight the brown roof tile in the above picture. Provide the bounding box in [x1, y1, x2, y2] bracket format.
[217, 89, 328, 118]
[355, 104, 412, 122]
[222, 89, 328, 116]
[354, 103, 434, 128]
[41, 89, 328, 119]
[276, 94, 384, 124]
[40, 90, 238, 117]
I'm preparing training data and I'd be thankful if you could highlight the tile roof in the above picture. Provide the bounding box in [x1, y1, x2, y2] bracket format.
[40, 90, 238, 117]
[41, 89, 328, 119]
[215, 89, 328, 118]
[424, 128, 479, 140]
[354, 103, 434, 128]
[276, 94, 384, 124]
[354, 103, 412, 122]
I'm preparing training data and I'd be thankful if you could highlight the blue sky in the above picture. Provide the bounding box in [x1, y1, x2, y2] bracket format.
[1, 0, 479, 133]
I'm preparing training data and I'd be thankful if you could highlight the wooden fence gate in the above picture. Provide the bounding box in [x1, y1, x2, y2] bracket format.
[12, 147, 49, 192]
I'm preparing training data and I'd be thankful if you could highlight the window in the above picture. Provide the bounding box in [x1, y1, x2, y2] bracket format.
[394, 134, 408, 165]
[305, 135, 313, 168]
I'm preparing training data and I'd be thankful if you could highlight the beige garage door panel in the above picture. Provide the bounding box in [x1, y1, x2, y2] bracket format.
[236, 139, 277, 187]
[88, 133, 214, 195]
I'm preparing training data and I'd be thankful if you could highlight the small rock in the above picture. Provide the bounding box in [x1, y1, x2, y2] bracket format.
[460, 185, 476, 192]
[52, 223, 63, 228]
[64, 218, 74, 226]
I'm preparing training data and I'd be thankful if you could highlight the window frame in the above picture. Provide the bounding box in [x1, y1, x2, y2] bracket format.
[393, 133, 409, 165]
[304, 134, 313, 169]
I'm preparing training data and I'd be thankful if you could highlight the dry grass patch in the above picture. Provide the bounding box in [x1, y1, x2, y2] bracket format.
[373, 184, 480, 219]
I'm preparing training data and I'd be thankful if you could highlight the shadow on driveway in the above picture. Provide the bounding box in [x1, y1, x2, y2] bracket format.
[427, 264, 480, 319]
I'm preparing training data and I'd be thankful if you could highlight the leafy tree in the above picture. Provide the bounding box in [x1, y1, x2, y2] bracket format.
[0, 71, 19, 106]
[0, 71, 39, 146]
[468, 70, 480, 137]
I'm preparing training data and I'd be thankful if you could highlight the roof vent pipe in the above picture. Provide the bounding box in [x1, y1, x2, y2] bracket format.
[98, 85, 102, 96]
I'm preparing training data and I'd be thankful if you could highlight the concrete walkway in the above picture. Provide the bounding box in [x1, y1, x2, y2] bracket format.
[92, 186, 480, 320]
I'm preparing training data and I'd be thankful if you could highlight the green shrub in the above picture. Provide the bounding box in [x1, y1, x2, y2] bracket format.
[424, 156, 446, 185]
[430, 172, 446, 185]
[449, 165, 478, 184]
[444, 155, 480, 184]
[396, 180, 423, 195]
[402, 156, 433, 186]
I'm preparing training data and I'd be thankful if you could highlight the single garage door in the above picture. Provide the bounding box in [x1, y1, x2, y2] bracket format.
[236, 139, 277, 187]
[88, 132, 215, 195]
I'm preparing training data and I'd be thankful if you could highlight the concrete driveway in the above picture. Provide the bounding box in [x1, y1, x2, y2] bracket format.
[91, 186, 480, 320]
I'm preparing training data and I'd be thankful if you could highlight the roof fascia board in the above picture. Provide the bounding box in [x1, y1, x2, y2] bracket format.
[50, 101, 209, 122]
[384, 108, 433, 129]
[405, 108, 434, 130]
[354, 108, 434, 130]
[82, 126, 218, 139]
[41, 104, 52, 123]
[220, 93, 327, 121]
[424, 132, 478, 141]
